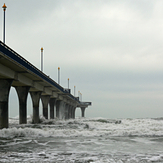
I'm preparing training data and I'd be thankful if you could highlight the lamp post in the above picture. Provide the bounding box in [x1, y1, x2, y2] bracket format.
[41, 47, 43, 71]
[78, 91, 80, 100]
[74, 86, 76, 96]
[78, 91, 82, 101]
[68, 78, 69, 89]
[58, 67, 60, 84]
[2, 3, 7, 43]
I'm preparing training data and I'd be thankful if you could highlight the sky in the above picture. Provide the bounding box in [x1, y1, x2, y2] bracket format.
[2, 0, 163, 118]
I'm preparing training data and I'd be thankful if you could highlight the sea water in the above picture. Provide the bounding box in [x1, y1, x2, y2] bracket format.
[0, 116, 163, 163]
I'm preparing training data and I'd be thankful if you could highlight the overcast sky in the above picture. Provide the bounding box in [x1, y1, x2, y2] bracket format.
[2, 0, 163, 118]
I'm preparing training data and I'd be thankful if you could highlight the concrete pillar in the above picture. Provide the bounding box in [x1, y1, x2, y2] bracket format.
[56, 100, 66, 119]
[30, 91, 42, 123]
[0, 79, 13, 129]
[68, 106, 75, 119]
[70, 106, 73, 119]
[72, 107, 76, 119]
[15, 86, 30, 124]
[68, 105, 71, 119]
[41, 95, 50, 119]
[49, 98, 57, 119]
[81, 107, 86, 118]
[56, 100, 60, 118]
[65, 104, 69, 119]
[59, 101, 66, 119]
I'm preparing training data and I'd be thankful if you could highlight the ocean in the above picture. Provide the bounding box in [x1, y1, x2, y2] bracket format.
[0, 116, 163, 163]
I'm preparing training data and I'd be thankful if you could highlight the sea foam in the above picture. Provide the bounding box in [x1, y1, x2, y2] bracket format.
[0, 117, 163, 138]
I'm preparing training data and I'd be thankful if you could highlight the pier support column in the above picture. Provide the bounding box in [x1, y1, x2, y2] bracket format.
[30, 91, 42, 123]
[68, 106, 75, 119]
[72, 107, 76, 119]
[41, 95, 50, 119]
[15, 86, 30, 124]
[81, 107, 86, 118]
[56, 100, 60, 118]
[65, 104, 69, 119]
[0, 79, 13, 129]
[59, 101, 66, 119]
[68, 105, 71, 119]
[49, 98, 57, 119]
[70, 106, 74, 119]
[56, 101, 66, 119]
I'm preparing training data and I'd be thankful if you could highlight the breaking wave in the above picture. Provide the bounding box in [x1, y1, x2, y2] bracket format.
[0, 117, 163, 138]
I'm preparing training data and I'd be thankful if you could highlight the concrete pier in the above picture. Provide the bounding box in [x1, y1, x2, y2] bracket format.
[72, 107, 76, 119]
[58, 101, 66, 119]
[30, 91, 42, 123]
[67, 106, 76, 119]
[68, 105, 71, 119]
[49, 98, 57, 119]
[0, 79, 13, 129]
[56, 100, 60, 118]
[0, 41, 92, 128]
[81, 107, 86, 118]
[15, 86, 30, 124]
[41, 95, 50, 119]
[65, 104, 69, 119]
[56, 101, 71, 119]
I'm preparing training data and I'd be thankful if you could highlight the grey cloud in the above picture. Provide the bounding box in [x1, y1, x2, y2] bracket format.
[3, 0, 163, 118]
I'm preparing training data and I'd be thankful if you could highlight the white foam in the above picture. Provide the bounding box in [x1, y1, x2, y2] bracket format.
[1, 117, 163, 138]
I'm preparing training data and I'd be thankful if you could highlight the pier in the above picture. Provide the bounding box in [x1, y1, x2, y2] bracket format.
[0, 41, 91, 129]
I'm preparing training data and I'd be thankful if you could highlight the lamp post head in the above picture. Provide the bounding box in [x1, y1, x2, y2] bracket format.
[2, 3, 7, 11]
[41, 47, 43, 52]
[58, 67, 60, 70]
